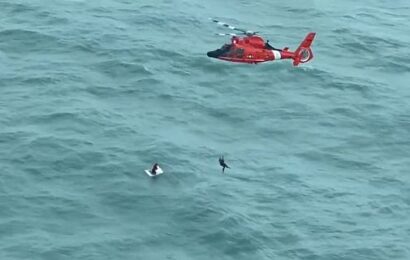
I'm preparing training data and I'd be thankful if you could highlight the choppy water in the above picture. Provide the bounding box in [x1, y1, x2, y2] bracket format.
[1, 0, 410, 259]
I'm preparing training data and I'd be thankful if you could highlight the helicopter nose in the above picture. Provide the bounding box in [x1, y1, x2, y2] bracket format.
[207, 50, 219, 58]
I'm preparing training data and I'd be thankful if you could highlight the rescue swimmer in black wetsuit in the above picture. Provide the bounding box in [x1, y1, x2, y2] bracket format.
[151, 163, 159, 175]
[219, 156, 230, 173]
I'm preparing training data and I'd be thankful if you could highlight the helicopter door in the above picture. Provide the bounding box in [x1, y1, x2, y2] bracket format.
[233, 48, 244, 58]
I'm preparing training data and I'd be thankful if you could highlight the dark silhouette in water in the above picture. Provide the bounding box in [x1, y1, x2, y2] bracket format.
[151, 163, 159, 175]
[219, 156, 230, 173]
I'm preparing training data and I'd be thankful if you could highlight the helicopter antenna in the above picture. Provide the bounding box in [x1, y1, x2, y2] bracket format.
[210, 18, 258, 36]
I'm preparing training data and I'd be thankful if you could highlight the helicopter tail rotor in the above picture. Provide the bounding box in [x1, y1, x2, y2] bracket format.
[292, 32, 316, 66]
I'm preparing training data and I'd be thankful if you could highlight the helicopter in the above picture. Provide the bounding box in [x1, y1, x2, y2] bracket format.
[207, 19, 316, 66]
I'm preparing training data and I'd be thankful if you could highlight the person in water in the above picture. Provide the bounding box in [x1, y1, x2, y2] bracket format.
[151, 163, 159, 175]
[219, 156, 230, 173]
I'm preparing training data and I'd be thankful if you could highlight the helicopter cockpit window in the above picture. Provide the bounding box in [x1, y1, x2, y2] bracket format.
[221, 44, 231, 51]
[218, 44, 232, 55]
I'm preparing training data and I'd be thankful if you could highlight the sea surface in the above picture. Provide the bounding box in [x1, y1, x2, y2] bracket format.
[1, 0, 409, 259]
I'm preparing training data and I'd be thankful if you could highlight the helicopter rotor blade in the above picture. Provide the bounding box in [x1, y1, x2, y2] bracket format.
[210, 18, 257, 36]
[215, 33, 237, 36]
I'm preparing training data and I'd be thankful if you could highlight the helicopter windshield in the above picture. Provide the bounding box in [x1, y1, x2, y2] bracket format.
[221, 44, 231, 51]
[207, 44, 232, 58]
[216, 44, 232, 56]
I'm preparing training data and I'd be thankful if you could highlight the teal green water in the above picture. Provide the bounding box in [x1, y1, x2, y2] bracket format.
[1, 0, 410, 259]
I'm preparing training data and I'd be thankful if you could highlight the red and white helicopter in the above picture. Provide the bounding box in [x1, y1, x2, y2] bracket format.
[207, 19, 316, 66]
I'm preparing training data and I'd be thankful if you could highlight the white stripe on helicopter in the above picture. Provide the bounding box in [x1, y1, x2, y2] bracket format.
[272, 50, 281, 60]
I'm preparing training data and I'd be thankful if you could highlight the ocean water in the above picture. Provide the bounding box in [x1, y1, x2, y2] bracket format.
[1, 0, 410, 259]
